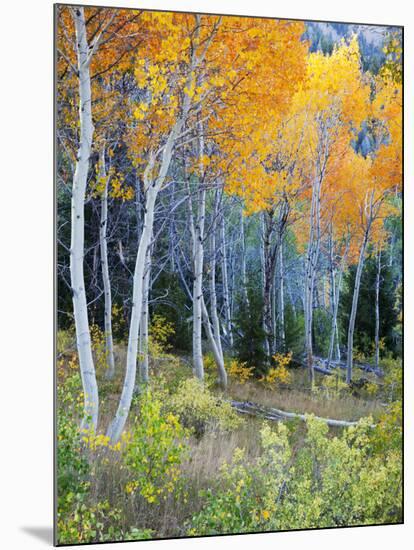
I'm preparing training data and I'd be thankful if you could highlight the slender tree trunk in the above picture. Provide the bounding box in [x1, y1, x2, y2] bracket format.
[262, 211, 278, 358]
[374, 247, 382, 370]
[107, 18, 207, 442]
[98, 146, 116, 380]
[139, 247, 151, 383]
[304, 176, 322, 387]
[346, 230, 369, 384]
[189, 117, 207, 380]
[108, 118, 189, 443]
[239, 208, 249, 307]
[278, 239, 285, 351]
[220, 213, 233, 348]
[201, 298, 227, 387]
[327, 233, 349, 368]
[272, 273, 277, 350]
[210, 190, 224, 362]
[70, 7, 99, 431]
[260, 214, 270, 357]
[192, 185, 206, 380]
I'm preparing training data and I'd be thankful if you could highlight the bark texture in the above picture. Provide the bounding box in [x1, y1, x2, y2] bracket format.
[70, 7, 99, 431]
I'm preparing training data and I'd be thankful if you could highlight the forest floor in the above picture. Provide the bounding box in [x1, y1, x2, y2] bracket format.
[59, 335, 386, 440]
[57, 334, 399, 541]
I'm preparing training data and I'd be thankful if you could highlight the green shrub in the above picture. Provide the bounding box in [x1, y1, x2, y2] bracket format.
[58, 499, 153, 544]
[188, 422, 291, 535]
[169, 377, 242, 436]
[57, 373, 89, 510]
[233, 286, 267, 373]
[122, 389, 190, 504]
[57, 373, 150, 545]
[57, 328, 75, 355]
[276, 415, 402, 529]
[188, 413, 402, 535]
[381, 357, 402, 402]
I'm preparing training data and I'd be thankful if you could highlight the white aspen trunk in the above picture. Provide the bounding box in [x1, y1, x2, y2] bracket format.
[192, 119, 206, 381]
[210, 191, 224, 362]
[327, 227, 336, 367]
[335, 324, 341, 361]
[262, 211, 277, 358]
[192, 214, 205, 380]
[260, 215, 270, 357]
[220, 213, 233, 348]
[346, 231, 369, 384]
[272, 274, 277, 350]
[322, 275, 327, 310]
[229, 243, 236, 321]
[278, 239, 285, 351]
[304, 178, 320, 387]
[240, 208, 249, 307]
[108, 111, 189, 443]
[139, 248, 151, 383]
[107, 15, 208, 442]
[201, 298, 227, 387]
[70, 7, 99, 431]
[107, 182, 156, 442]
[98, 146, 116, 380]
[374, 248, 382, 370]
[327, 234, 349, 367]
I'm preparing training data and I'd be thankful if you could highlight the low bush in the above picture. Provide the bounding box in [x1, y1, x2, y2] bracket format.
[122, 389, 190, 504]
[169, 377, 242, 436]
[188, 412, 402, 535]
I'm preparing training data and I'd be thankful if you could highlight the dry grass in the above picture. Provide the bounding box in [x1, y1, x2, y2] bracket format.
[58, 339, 389, 540]
[87, 413, 264, 539]
[227, 369, 384, 422]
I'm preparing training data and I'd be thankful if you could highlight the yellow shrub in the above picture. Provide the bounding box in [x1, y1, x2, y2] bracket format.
[203, 353, 217, 372]
[273, 352, 292, 369]
[112, 303, 126, 339]
[366, 382, 379, 396]
[260, 352, 292, 387]
[148, 314, 175, 359]
[90, 324, 110, 376]
[228, 359, 254, 384]
[123, 390, 189, 504]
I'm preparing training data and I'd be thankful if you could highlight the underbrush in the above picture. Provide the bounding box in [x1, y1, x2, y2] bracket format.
[56, 330, 402, 544]
[228, 369, 384, 422]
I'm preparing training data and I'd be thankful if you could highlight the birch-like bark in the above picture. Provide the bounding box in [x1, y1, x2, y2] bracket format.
[209, 190, 224, 362]
[107, 14, 217, 442]
[98, 146, 116, 380]
[278, 240, 285, 351]
[108, 120, 188, 443]
[272, 274, 277, 349]
[220, 213, 233, 348]
[70, 7, 99, 431]
[304, 173, 322, 387]
[239, 207, 249, 307]
[327, 231, 349, 368]
[201, 297, 227, 387]
[374, 248, 382, 370]
[346, 231, 369, 384]
[346, 190, 379, 383]
[260, 215, 270, 357]
[139, 247, 151, 383]
[191, 118, 207, 380]
[262, 211, 277, 358]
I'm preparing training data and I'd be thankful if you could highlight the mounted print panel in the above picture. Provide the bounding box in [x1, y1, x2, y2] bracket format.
[55, 3, 403, 546]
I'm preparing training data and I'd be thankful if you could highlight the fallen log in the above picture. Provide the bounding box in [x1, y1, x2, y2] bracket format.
[230, 400, 376, 429]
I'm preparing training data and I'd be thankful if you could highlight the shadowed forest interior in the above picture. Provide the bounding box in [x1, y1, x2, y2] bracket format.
[56, 4, 403, 545]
